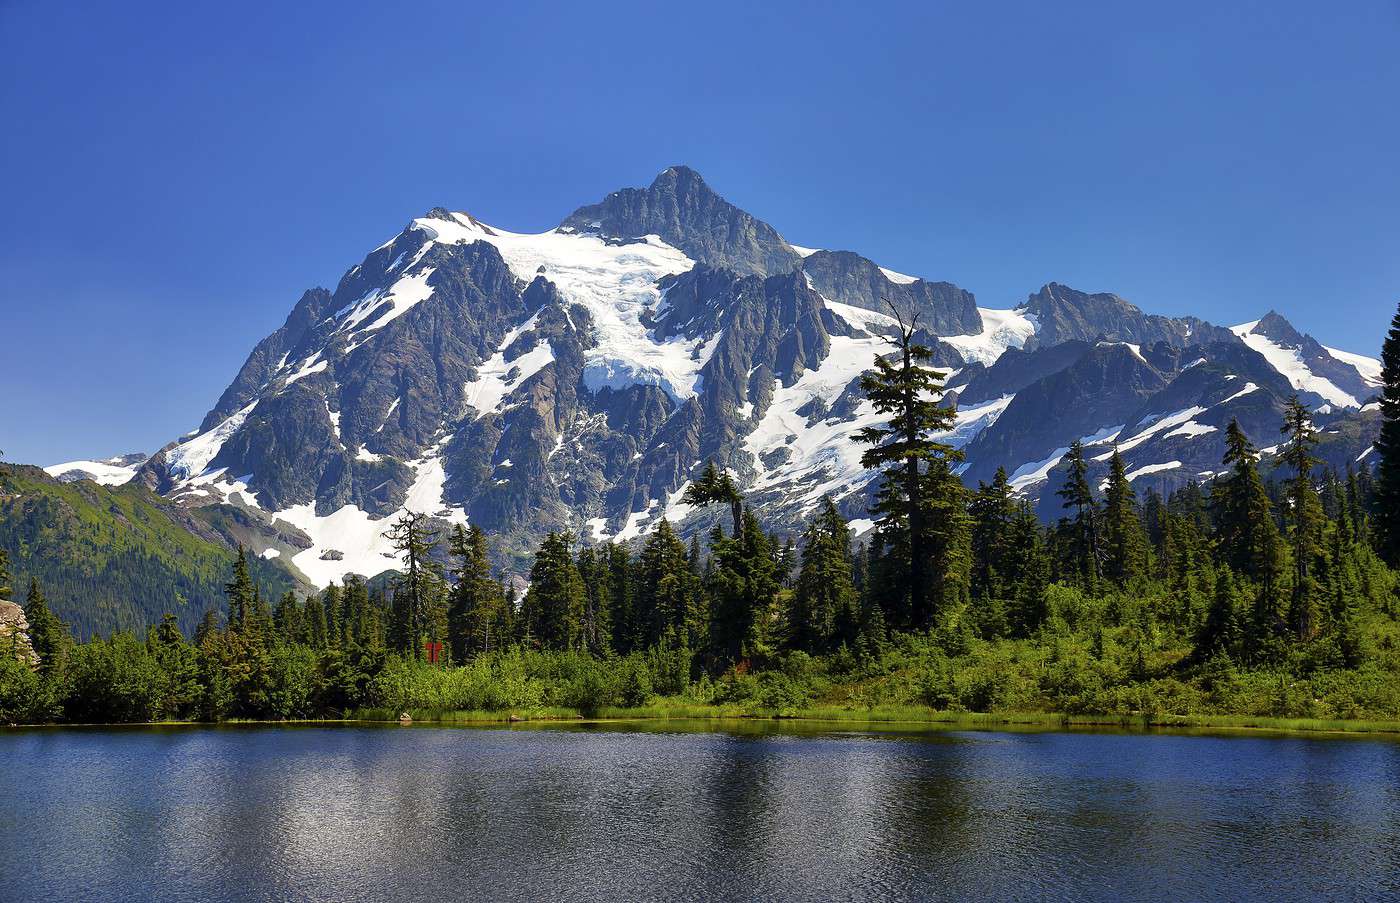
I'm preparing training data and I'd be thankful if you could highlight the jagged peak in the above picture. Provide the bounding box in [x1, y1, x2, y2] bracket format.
[559, 165, 798, 277]
[413, 209, 497, 237]
[651, 164, 707, 187]
[1034, 282, 1129, 304]
[1250, 310, 1306, 346]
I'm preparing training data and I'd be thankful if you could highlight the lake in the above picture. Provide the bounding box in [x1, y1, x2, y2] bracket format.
[2, 722, 1398, 901]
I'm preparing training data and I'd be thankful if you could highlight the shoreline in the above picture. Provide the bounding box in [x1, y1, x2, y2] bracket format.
[12, 707, 1400, 740]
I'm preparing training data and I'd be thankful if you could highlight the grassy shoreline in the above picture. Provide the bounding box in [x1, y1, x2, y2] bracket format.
[13, 707, 1400, 738]
[349, 704, 1400, 738]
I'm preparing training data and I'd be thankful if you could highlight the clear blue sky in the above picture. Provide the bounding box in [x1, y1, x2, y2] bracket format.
[2, 1, 1398, 465]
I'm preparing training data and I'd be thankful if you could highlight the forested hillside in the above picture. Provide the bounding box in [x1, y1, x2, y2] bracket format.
[0, 465, 300, 639]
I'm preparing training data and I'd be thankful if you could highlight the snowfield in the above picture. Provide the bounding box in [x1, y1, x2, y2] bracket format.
[939, 307, 1039, 366]
[410, 214, 714, 403]
[276, 443, 468, 587]
[43, 457, 144, 486]
[1231, 321, 1365, 408]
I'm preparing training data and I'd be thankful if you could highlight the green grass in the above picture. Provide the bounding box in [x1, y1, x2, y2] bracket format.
[355, 706, 581, 724]
[349, 701, 1400, 737]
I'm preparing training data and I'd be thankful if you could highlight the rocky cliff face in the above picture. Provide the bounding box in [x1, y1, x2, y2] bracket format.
[0, 599, 37, 666]
[560, 165, 801, 277]
[98, 167, 1382, 584]
[798, 250, 983, 336]
[1022, 282, 1236, 350]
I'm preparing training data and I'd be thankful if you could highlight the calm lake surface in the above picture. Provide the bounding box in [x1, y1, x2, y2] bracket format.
[3, 722, 1399, 902]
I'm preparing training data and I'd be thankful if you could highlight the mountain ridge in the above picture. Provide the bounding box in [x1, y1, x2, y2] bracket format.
[40, 167, 1383, 588]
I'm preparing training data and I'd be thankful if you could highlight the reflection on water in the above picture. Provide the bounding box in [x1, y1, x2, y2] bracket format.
[3, 722, 1399, 902]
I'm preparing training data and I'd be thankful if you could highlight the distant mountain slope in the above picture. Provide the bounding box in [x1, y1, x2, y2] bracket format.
[0, 465, 302, 639]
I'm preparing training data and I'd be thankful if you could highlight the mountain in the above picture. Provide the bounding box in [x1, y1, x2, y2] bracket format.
[0, 464, 301, 639]
[1231, 311, 1380, 409]
[1020, 282, 1237, 350]
[42, 167, 1383, 591]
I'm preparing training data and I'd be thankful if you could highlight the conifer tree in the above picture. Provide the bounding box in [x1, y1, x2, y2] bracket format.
[383, 512, 444, 658]
[791, 497, 858, 652]
[304, 591, 329, 649]
[320, 583, 343, 648]
[1005, 501, 1050, 636]
[248, 590, 274, 644]
[606, 543, 636, 654]
[272, 591, 303, 644]
[1345, 465, 1369, 548]
[447, 525, 508, 660]
[1103, 448, 1148, 586]
[575, 545, 613, 656]
[709, 509, 780, 667]
[777, 537, 798, 589]
[194, 608, 221, 646]
[1374, 299, 1400, 564]
[1055, 441, 1101, 587]
[970, 468, 1016, 602]
[855, 597, 889, 660]
[339, 576, 378, 648]
[1280, 396, 1327, 640]
[1196, 567, 1243, 660]
[0, 546, 10, 600]
[521, 531, 585, 651]
[1212, 418, 1286, 642]
[856, 303, 959, 629]
[682, 462, 743, 535]
[922, 459, 972, 616]
[224, 547, 257, 630]
[150, 612, 200, 719]
[632, 520, 697, 650]
[24, 578, 69, 677]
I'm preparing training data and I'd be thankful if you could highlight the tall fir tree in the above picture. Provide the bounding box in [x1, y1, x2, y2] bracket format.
[855, 305, 960, 629]
[631, 520, 698, 650]
[1055, 441, 1101, 587]
[574, 545, 613, 656]
[341, 576, 377, 648]
[1005, 501, 1050, 637]
[1212, 418, 1286, 644]
[1280, 396, 1327, 640]
[708, 509, 780, 667]
[224, 547, 258, 630]
[320, 583, 343, 648]
[521, 531, 585, 651]
[606, 543, 636, 654]
[447, 524, 508, 660]
[922, 459, 972, 618]
[304, 590, 329, 649]
[383, 512, 445, 658]
[791, 497, 858, 652]
[1102, 448, 1148, 586]
[970, 468, 1016, 602]
[1196, 566, 1243, 660]
[1374, 299, 1400, 564]
[272, 591, 303, 644]
[24, 578, 69, 677]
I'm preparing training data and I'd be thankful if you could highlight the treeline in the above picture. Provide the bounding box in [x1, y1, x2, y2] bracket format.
[3, 302, 1399, 725]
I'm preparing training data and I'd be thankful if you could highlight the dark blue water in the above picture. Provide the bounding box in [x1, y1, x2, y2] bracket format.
[2, 722, 1398, 902]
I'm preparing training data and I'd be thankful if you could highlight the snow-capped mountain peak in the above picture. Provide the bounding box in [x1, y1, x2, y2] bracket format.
[50, 168, 1374, 587]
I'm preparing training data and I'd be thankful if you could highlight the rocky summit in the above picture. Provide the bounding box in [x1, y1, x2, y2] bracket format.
[50, 166, 1374, 586]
